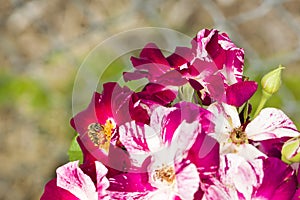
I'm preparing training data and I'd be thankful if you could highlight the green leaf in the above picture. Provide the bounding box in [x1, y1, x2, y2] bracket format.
[68, 134, 83, 164]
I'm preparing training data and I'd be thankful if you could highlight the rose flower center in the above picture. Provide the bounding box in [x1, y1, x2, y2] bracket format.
[153, 164, 176, 186]
[87, 119, 116, 153]
[229, 126, 248, 145]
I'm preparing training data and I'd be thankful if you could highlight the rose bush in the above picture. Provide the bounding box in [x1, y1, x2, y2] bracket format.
[41, 29, 300, 200]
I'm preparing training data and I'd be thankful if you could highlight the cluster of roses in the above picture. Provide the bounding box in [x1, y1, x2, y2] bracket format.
[41, 29, 300, 200]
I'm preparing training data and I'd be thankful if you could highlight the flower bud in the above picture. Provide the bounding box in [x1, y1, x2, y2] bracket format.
[281, 137, 300, 164]
[261, 65, 285, 95]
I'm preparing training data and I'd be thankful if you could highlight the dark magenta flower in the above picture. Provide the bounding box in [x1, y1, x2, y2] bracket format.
[187, 29, 257, 106]
[70, 81, 180, 172]
[124, 29, 257, 107]
[191, 29, 244, 84]
[70, 82, 134, 171]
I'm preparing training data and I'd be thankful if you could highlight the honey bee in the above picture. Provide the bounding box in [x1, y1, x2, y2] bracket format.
[87, 123, 107, 147]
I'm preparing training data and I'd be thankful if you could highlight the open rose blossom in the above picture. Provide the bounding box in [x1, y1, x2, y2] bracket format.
[117, 102, 219, 199]
[207, 103, 300, 160]
[42, 28, 300, 199]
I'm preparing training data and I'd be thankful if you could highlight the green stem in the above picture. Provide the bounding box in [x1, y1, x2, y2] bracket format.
[243, 101, 249, 123]
[253, 90, 272, 118]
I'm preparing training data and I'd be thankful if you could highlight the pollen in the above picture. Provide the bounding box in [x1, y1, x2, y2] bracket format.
[153, 164, 176, 185]
[229, 126, 248, 145]
[87, 119, 116, 153]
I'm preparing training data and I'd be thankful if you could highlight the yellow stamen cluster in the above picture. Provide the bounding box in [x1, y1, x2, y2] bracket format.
[229, 126, 248, 145]
[87, 119, 116, 153]
[153, 164, 176, 185]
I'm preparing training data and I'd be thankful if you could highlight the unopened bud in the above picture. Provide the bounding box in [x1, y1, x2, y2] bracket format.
[281, 137, 300, 164]
[261, 65, 285, 95]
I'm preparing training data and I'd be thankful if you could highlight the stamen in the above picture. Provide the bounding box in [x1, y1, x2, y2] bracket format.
[152, 164, 176, 185]
[229, 126, 248, 145]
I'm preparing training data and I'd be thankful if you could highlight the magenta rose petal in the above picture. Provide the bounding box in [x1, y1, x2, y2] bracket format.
[255, 157, 297, 200]
[41, 179, 79, 200]
[137, 83, 177, 105]
[166, 46, 193, 67]
[123, 43, 170, 83]
[189, 78, 204, 91]
[99, 82, 133, 125]
[129, 59, 170, 81]
[256, 137, 290, 159]
[156, 69, 188, 86]
[293, 188, 300, 200]
[95, 162, 110, 197]
[139, 43, 170, 66]
[130, 56, 151, 68]
[188, 133, 219, 181]
[225, 80, 258, 107]
[124, 43, 188, 87]
[119, 121, 160, 154]
[108, 172, 154, 193]
[56, 161, 98, 200]
[149, 105, 178, 145]
[205, 73, 226, 102]
[70, 92, 101, 136]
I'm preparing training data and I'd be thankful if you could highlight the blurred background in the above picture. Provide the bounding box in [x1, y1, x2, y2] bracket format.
[1, 0, 300, 199]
